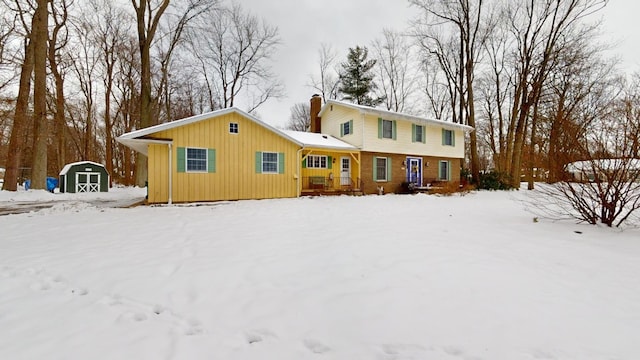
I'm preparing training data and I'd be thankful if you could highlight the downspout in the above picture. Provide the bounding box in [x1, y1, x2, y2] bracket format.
[168, 143, 172, 205]
[296, 147, 303, 197]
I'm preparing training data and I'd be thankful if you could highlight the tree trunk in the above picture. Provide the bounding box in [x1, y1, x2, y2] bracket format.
[2, 40, 34, 191]
[30, 0, 49, 190]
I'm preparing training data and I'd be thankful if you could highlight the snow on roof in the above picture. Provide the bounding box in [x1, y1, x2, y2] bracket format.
[565, 159, 640, 172]
[319, 99, 474, 132]
[117, 107, 303, 156]
[281, 130, 358, 150]
[59, 161, 106, 176]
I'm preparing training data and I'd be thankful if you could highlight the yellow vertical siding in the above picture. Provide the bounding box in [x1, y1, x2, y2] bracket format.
[147, 112, 299, 203]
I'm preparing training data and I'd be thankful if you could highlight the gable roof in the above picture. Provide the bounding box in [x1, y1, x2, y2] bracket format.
[319, 99, 474, 132]
[566, 159, 640, 172]
[117, 107, 303, 155]
[59, 161, 106, 176]
[281, 130, 358, 150]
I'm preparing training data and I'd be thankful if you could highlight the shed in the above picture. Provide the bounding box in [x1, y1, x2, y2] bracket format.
[59, 161, 109, 193]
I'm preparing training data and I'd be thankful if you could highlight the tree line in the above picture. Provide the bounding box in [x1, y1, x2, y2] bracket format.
[293, 0, 638, 193]
[0, 0, 282, 190]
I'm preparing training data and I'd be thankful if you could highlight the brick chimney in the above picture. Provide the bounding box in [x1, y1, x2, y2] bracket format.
[310, 94, 322, 133]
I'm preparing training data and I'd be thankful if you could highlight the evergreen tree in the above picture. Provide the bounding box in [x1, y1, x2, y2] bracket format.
[338, 46, 384, 106]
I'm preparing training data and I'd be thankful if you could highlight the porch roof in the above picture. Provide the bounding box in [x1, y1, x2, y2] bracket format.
[282, 130, 358, 151]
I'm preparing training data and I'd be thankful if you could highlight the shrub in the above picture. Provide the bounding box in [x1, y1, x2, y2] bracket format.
[478, 171, 513, 190]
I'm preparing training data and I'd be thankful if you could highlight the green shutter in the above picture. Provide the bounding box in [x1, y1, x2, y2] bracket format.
[328, 156, 333, 169]
[378, 118, 383, 138]
[442, 129, 446, 145]
[438, 160, 443, 180]
[207, 148, 216, 173]
[412, 124, 416, 142]
[447, 160, 452, 180]
[349, 119, 353, 135]
[372, 156, 378, 181]
[387, 157, 392, 181]
[302, 157, 307, 168]
[422, 126, 426, 144]
[392, 121, 397, 140]
[177, 147, 185, 173]
[340, 123, 345, 137]
[278, 152, 285, 174]
[452, 130, 456, 146]
[255, 152, 262, 173]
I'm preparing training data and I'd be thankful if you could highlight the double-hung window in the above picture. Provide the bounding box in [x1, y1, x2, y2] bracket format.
[374, 156, 391, 182]
[439, 160, 451, 181]
[442, 129, 455, 146]
[307, 155, 327, 169]
[382, 120, 393, 139]
[262, 152, 278, 173]
[413, 124, 425, 143]
[340, 120, 353, 136]
[186, 148, 207, 172]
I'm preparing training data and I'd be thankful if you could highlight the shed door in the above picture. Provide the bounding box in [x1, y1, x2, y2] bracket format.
[76, 172, 100, 192]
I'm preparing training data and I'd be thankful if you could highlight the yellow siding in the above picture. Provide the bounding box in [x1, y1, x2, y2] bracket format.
[146, 112, 299, 203]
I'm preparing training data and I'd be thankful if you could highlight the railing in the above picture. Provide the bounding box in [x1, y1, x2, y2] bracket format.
[302, 177, 361, 191]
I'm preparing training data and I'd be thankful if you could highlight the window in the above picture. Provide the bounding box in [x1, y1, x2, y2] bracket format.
[340, 120, 353, 136]
[262, 152, 278, 173]
[378, 118, 396, 140]
[442, 129, 455, 146]
[186, 148, 207, 172]
[439, 160, 450, 181]
[382, 120, 393, 139]
[375, 157, 389, 181]
[413, 124, 425, 143]
[229, 122, 239, 134]
[307, 155, 328, 169]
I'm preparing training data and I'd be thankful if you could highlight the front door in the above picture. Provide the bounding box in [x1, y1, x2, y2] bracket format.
[406, 157, 422, 187]
[76, 172, 100, 192]
[340, 157, 351, 186]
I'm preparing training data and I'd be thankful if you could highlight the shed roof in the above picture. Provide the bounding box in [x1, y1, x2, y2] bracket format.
[59, 161, 106, 176]
[319, 99, 474, 132]
[117, 107, 303, 155]
[281, 130, 358, 150]
[566, 159, 640, 172]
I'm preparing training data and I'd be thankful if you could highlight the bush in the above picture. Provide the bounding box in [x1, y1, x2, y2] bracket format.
[478, 171, 513, 190]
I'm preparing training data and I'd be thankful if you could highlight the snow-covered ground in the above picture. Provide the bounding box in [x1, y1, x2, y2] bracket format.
[1, 189, 639, 360]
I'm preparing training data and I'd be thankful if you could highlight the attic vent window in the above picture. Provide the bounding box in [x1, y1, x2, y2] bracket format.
[229, 122, 239, 134]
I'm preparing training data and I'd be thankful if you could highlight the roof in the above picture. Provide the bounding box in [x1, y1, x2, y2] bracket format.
[319, 99, 474, 132]
[59, 161, 106, 176]
[117, 107, 303, 155]
[281, 130, 358, 150]
[566, 159, 640, 172]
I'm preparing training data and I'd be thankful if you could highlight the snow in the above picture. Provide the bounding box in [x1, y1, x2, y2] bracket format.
[1, 189, 639, 359]
[282, 130, 357, 150]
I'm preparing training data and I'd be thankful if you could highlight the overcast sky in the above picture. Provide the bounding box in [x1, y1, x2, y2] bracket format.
[237, 0, 640, 129]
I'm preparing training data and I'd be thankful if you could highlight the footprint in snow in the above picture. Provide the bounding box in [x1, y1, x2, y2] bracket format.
[304, 339, 331, 354]
[381, 343, 429, 359]
[119, 311, 148, 322]
[245, 328, 277, 344]
[30, 282, 50, 291]
[184, 318, 204, 336]
[71, 288, 88, 296]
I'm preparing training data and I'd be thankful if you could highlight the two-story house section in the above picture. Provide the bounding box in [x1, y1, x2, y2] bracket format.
[314, 98, 473, 194]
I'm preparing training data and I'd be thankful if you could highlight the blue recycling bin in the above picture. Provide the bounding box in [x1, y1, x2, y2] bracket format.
[24, 177, 58, 192]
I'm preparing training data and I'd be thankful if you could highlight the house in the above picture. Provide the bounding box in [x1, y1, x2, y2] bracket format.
[311, 96, 473, 194]
[566, 159, 640, 182]
[117, 107, 359, 204]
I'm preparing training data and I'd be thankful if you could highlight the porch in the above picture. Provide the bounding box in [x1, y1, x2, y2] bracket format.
[301, 176, 362, 195]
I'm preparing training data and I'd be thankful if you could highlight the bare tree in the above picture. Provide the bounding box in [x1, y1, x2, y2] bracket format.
[372, 28, 417, 113]
[131, 0, 169, 186]
[29, 0, 48, 190]
[189, 3, 283, 113]
[285, 102, 310, 131]
[410, 0, 490, 184]
[308, 43, 340, 103]
[2, 0, 33, 191]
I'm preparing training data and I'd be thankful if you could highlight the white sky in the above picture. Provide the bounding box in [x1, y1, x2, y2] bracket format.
[239, 0, 639, 129]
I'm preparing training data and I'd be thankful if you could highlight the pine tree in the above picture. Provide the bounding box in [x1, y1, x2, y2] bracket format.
[338, 46, 384, 106]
